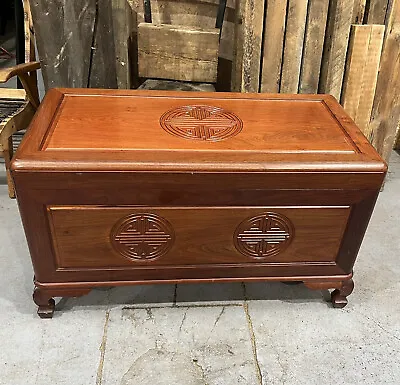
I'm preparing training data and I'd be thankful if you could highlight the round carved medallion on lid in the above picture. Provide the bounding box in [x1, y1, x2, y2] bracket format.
[234, 212, 294, 258]
[160, 105, 243, 142]
[111, 214, 175, 261]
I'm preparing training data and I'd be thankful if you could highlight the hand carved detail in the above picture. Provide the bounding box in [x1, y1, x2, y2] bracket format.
[111, 213, 175, 260]
[234, 212, 294, 258]
[160, 105, 243, 142]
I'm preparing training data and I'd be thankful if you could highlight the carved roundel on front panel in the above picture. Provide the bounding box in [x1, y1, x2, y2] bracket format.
[234, 212, 294, 258]
[110, 214, 175, 261]
[160, 105, 243, 142]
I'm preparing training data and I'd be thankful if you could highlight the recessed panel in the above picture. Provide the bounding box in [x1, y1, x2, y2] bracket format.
[47, 205, 351, 269]
[43, 95, 356, 153]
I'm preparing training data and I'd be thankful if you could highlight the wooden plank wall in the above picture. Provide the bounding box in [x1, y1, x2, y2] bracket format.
[29, 0, 134, 89]
[368, 0, 400, 161]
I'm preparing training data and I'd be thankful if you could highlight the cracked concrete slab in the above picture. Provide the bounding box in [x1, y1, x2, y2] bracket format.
[0, 306, 106, 385]
[101, 305, 258, 384]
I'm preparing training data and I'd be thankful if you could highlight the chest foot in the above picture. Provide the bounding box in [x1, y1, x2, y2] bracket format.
[33, 288, 55, 318]
[331, 278, 354, 308]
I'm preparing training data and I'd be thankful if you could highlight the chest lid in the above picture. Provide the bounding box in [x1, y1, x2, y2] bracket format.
[13, 88, 386, 172]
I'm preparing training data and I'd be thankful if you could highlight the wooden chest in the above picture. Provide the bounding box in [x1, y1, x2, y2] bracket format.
[11, 89, 386, 318]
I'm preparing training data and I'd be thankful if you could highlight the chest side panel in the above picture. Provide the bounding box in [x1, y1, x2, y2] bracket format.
[48, 206, 350, 269]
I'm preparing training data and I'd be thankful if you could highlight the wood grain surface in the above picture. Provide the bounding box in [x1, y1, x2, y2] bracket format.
[341, 25, 371, 119]
[353, 0, 367, 23]
[235, 0, 265, 92]
[260, 0, 287, 93]
[10, 89, 386, 173]
[366, 0, 389, 24]
[299, 0, 329, 94]
[354, 25, 385, 135]
[29, 0, 123, 89]
[138, 23, 219, 83]
[319, 0, 355, 100]
[280, 0, 309, 93]
[48, 205, 350, 268]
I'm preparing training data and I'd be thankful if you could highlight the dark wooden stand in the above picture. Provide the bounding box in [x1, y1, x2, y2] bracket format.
[33, 287, 91, 318]
[304, 278, 355, 308]
[33, 276, 354, 318]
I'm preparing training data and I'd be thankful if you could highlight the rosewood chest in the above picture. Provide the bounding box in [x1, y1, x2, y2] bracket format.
[11, 89, 386, 318]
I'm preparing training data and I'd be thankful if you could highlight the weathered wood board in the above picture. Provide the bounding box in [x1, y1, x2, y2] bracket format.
[280, 0, 309, 93]
[131, 0, 236, 61]
[353, 0, 367, 23]
[231, 0, 243, 91]
[354, 25, 385, 135]
[137, 23, 219, 83]
[235, 0, 265, 92]
[260, 0, 287, 93]
[341, 25, 371, 119]
[29, 0, 134, 89]
[29, 0, 96, 89]
[88, 0, 118, 88]
[299, 0, 329, 94]
[319, 0, 355, 100]
[366, 0, 389, 24]
[368, 0, 400, 161]
[112, 0, 135, 89]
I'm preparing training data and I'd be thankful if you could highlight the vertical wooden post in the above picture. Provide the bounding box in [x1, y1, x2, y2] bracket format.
[29, 0, 132, 89]
[354, 25, 385, 135]
[299, 0, 329, 94]
[233, 0, 265, 92]
[88, 1, 118, 88]
[280, 0, 309, 93]
[260, 0, 287, 93]
[29, 0, 96, 89]
[112, 0, 134, 89]
[319, 0, 354, 100]
[353, 0, 367, 23]
[366, 0, 389, 24]
[231, 0, 243, 92]
[341, 25, 371, 119]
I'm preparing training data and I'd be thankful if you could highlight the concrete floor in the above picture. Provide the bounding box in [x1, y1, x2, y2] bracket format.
[0, 151, 399, 385]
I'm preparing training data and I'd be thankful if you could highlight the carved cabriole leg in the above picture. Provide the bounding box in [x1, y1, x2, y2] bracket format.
[33, 287, 55, 319]
[304, 278, 354, 308]
[331, 278, 355, 308]
[33, 287, 92, 318]
[3, 136, 16, 198]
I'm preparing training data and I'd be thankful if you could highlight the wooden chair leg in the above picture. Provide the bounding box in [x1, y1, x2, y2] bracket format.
[3, 136, 16, 198]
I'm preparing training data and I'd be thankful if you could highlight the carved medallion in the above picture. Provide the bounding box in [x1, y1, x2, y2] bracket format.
[111, 214, 175, 260]
[160, 105, 243, 141]
[234, 212, 294, 258]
